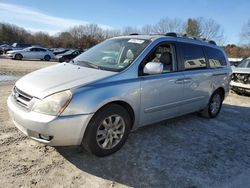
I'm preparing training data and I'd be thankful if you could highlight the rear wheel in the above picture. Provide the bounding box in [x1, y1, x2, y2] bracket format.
[14, 54, 23, 60]
[82, 104, 131, 157]
[200, 90, 223, 118]
[44, 55, 51, 61]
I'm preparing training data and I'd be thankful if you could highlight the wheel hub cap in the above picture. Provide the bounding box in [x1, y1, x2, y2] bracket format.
[96, 115, 125, 150]
[210, 94, 221, 115]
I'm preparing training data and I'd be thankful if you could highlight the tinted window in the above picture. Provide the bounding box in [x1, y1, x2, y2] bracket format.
[204, 47, 227, 68]
[38, 48, 46, 52]
[32, 48, 40, 52]
[181, 44, 206, 70]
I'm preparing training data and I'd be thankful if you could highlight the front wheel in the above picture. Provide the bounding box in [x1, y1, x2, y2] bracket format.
[82, 104, 131, 157]
[44, 55, 51, 61]
[14, 54, 23, 60]
[200, 90, 223, 118]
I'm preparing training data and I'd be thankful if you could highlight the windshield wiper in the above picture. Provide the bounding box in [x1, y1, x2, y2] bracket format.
[74, 60, 100, 69]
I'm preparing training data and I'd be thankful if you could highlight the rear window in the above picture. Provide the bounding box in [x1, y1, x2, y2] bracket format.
[204, 47, 227, 68]
[181, 44, 206, 70]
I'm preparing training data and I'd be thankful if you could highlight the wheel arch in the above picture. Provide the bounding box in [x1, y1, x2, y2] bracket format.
[214, 87, 225, 100]
[15, 53, 23, 59]
[93, 100, 135, 130]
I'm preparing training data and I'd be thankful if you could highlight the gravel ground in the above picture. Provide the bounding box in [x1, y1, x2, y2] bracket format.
[1, 57, 250, 188]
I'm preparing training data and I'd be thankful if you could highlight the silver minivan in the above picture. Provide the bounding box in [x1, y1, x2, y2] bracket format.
[7, 33, 231, 156]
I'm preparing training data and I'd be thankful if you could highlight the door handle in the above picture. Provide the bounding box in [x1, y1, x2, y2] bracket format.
[212, 73, 227, 76]
[183, 78, 192, 83]
[175, 78, 193, 84]
[175, 79, 184, 84]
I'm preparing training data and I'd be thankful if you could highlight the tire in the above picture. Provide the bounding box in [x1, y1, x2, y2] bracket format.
[82, 104, 131, 157]
[44, 55, 51, 61]
[64, 58, 70, 62]
[200, 90, 223, 118]
[59, 58, 65, 63]
[14, 54, 23, 60]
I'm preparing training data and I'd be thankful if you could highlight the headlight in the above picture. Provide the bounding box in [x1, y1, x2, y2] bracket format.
[32, 90, 72, 116]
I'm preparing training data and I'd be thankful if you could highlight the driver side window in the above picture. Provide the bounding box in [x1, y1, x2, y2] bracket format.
[144, 44, 176, 74]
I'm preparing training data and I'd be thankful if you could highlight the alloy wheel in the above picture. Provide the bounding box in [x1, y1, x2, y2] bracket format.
[96, 115, 125, 150]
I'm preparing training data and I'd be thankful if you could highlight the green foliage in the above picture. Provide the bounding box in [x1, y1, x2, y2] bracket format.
[185, 18, 201, 37]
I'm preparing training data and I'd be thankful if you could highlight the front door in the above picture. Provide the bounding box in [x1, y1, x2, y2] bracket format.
[139, 43, 185, 126]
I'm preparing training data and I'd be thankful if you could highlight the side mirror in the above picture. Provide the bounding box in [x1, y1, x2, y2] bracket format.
[143, 62, 163, 75]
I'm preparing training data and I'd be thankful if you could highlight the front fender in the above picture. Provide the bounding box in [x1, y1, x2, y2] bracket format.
[61, 79, 141, 128]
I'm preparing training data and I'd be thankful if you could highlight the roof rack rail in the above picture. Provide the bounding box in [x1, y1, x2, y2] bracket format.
[128, 32, 217, 45]
[208, 40, 217, 45]
[165, 32, 177, 37]
[187, 35, 217, 45]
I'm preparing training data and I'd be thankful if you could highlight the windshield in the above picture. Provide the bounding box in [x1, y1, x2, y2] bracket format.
[62, 50, 74, 55]
[238, 59, 250, 68]
[72, 38, 150, 72]
[22, 47, 32, 51]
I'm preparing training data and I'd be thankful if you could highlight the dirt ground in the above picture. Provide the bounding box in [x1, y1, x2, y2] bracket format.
[1, 56, 250, 188]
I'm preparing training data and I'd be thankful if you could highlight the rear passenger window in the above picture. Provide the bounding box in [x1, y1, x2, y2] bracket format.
[181, 44, 206, 70]
[39, 48, 46, 52]
[204, 47, 227, 68]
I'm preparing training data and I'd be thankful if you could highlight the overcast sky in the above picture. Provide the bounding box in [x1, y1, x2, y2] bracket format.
[0, 0, 249, 44]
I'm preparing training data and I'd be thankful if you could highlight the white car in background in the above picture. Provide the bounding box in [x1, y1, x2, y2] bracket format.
[6, 47, 55, 61]
[231, 57, 250, 94]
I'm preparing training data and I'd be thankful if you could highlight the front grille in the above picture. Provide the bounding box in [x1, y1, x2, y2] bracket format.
[231, 73, 250, 84]
[13, 87, 33, 108]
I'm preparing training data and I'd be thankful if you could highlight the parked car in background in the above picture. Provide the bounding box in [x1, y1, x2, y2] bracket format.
[228, 57, 243, 67]
[6, 46, 55, 61]
[0, 44, 12, 54]
[4, 43, 31, 53]
[231, 57, 250, 94]
[7, 33, 231, 157]
[55, 49, 82, 62]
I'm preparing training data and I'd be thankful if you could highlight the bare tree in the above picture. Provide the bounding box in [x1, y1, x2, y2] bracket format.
[141, 24, 154, 34]
[122, 26, 140, 35]
[155, 18, 185, 34]
[198, 17, 224, 44]
[241, 19, 250, 45]
[185, 17, 225, 44]
[102, 29, 121, 39]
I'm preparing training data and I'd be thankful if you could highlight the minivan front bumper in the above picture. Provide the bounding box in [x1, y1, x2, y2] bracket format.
[7, 95, 93, 146]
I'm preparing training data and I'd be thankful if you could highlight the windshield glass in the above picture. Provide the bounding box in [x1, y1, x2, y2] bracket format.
[62, 50, 74, 55]
[238, 59, 250, 68]
[23, 47, 32, 51]
[72, 38, 150, 72]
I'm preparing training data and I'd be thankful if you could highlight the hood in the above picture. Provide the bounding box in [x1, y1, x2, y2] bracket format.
[55, 54, 61, 57]
[232, 66, 250, 74]
[7, 49, 23, 53]
[15, 63, 116, 99]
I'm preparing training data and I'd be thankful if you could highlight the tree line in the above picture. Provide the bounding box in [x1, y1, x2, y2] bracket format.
[1, 17, 250, 57]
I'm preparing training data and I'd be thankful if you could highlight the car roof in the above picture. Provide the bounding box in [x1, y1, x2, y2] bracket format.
[113, 33, 221, 50]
